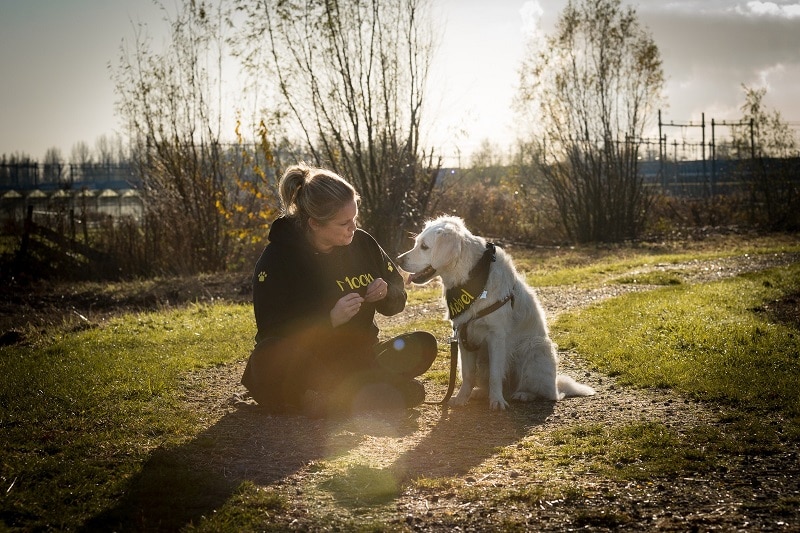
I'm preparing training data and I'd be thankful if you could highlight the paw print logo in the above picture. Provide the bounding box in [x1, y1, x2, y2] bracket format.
[386, 261, 394, 273]
[258, 271, 267, 282]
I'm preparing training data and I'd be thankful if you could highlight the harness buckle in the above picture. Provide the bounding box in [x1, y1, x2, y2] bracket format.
[449, 329, 459, 344]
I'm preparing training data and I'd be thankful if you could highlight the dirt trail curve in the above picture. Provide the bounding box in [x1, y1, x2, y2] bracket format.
[174, 251, 800, 532]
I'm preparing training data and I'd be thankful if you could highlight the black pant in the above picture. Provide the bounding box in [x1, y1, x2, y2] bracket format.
[241, 331, 437, 412]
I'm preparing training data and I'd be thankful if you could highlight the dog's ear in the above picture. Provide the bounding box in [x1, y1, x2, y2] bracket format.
[430, 225, 462, 270]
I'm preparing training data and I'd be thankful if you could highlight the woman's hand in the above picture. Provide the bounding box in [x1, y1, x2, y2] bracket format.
[330, 278, 389, 326]
[363, 278, 389, 303]
[330, 292, 364, 327]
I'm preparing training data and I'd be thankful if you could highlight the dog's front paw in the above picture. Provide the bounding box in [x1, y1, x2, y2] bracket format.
[511, 391, 533, 402]
[450, 384, 473, 407]
[489, 396, 509, 410]
[449, 395, 469, 407]
[470, 387, 488, 400]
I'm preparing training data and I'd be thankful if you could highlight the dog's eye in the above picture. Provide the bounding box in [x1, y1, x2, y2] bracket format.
[420, 243, 429, 251]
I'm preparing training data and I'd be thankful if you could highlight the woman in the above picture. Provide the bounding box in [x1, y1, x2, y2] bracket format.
[241, 163, 437, 416]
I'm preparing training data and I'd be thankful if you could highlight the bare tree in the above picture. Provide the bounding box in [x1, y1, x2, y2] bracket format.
[69, 141, 92, 183]
[732, 84, 800, 229]
[732, 85, 798, 159]
[235, 0, 441, 252]
[517, 0, 664, 242]
[470, 139, 507, 172]
[113, 0, 243, 274]
[70, 141, 92, 167]
[43, 147, 66, 186]
[1, 152, 37, 189]
[95, 134, 123, 167]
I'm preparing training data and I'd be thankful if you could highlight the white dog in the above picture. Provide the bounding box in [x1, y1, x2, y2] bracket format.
[397, 216, 595, 410]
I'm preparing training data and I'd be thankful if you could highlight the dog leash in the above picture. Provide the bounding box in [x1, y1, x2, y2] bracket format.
[425, 332, 459, 405]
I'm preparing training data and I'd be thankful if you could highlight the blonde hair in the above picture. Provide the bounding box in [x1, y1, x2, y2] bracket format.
[278, 163, 359, 227]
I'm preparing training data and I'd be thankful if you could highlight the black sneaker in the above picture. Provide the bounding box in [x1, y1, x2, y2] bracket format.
[349, 378, 426, 412]
[397, 378, 426, 408]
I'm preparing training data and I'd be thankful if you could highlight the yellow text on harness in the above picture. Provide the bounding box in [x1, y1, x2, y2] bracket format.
[448, 288, 476, 318]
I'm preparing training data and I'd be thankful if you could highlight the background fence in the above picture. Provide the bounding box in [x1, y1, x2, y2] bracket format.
[637, 111, 800, 197]
[2, 112, 798, 233]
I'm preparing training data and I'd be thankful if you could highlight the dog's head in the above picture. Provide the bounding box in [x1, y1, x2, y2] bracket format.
[397, 216, 470, 284]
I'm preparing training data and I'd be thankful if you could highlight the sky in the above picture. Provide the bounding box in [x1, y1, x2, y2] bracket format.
[1, 0, 799, 165]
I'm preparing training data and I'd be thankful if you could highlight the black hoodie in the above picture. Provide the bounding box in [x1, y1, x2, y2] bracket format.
[252, 216, 406, 353]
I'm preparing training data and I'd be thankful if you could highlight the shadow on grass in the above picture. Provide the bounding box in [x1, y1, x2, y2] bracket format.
[393, 399, 555, 479]
[83, 397, 554, 528]
[319, 399, 555, 508]
[81, 404, 361, 532]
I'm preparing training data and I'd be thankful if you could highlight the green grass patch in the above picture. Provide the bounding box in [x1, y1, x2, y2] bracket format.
[405, 284, 441, 306]
[613, 270, 683, 285]
[0, 303, 254, 531]
[497, 418, 777, 487]
[524, 253, 678, 286]
[513, 234, 800, 287]
[482, 482, 586, 508]
[545, 422, 725, 479]
[186, 482, 288, 532]
[319, 464, 401, 506]
[553, 263, 800, 420]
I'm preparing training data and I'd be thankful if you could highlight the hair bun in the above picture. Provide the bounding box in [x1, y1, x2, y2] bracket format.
[289, 182, 302, 206]
[278, 162, 357, 224]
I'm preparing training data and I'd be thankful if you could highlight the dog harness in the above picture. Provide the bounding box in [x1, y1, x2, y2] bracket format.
[445, 242, 497, 320]
[457, 292, 515, 352]
[445, 242, 515, 352]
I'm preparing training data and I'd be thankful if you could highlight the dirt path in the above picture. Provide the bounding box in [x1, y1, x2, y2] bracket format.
[175, 251, 800, 531]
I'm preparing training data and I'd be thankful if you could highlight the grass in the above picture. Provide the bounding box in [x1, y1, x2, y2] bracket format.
[1, 233, 799, 530]
[319, 464, 401, 506]
[184, 482, 288, 533]
[548, 261, 800, 483]
[405, 285, 441, 306]
[0, 303, 253, 531]
[552, 263, 800, 419]
[513, 233, 800, 287]
[506, 421, 743, 481]
[613, 270, 683, 285]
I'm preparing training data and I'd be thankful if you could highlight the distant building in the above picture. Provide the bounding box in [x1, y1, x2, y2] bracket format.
[0, 162, 142, 222]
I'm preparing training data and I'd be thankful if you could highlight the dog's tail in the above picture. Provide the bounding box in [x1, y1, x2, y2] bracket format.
[557, 374, 596, 399]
